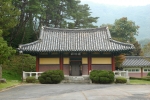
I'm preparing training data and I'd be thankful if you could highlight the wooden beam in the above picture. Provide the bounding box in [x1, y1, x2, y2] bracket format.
[112, 56, 115, 71]
[60, 53, 63, 70]
[88, 53, 91, 74]
[36, 56, 39, 72]
[141, 67, 143, 78]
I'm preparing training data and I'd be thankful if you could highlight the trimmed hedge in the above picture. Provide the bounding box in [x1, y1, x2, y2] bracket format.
[147, 72, 150, 76]
[90, 70, 114, 84]
[130, 77, 150, 81]
[26, 76, 36, 83]
[38, 70, 64, 84]
[115, 77, 127, 83]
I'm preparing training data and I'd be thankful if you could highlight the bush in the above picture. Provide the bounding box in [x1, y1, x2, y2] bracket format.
[115, 77, 127, 83]
[130, 77, 150, 81]
[147, 72, 150, 76]
[26, 76, 36, 83]
[130, 77, 142, 80]
[38, 70, 64, 84]
[90, 70, 114, 84]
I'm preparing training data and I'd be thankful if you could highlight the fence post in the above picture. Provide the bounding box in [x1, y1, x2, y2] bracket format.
[35, 72, 38, 79]
[29, 72, 32, 77]
[23, 71, 25, 80]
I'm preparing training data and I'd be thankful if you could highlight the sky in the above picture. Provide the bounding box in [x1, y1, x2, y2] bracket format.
[81, 0, 150, 6]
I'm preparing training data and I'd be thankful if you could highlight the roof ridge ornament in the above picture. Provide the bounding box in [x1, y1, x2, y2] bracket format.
[106, 26, 112, 39]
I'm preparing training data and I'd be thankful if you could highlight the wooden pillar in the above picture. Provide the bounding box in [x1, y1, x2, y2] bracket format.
[112, 56, 115, 71]
[60, 53, 63, 70]
[36, 56, 39, 72]
[88, 53, 91, 74]
[141, 67, 143, 78]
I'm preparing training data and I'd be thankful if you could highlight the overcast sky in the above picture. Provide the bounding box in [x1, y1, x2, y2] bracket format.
[81, 0, 150, 6]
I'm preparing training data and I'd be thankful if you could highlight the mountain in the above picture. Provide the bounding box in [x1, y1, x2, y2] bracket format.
[81, 1, 150, 41]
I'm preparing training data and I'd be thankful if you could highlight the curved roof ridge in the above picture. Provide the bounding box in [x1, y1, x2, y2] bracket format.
[42, 26, 107, 31]
[19, 40, 41, 48]
[110, 39, 135, 47]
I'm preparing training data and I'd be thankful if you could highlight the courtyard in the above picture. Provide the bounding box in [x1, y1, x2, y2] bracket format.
[0, 84, 150, 100]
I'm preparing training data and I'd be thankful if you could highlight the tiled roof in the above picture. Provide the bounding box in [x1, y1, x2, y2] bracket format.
[121, 56, 150, 67]
[18, 26, 135, 53]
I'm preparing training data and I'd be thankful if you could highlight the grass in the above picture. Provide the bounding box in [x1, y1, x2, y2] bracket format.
[130, 79, 150, 84]
[0, 80, 21, 91]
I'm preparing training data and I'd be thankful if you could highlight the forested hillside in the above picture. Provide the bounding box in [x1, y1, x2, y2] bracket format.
[81, 1, 150, 40]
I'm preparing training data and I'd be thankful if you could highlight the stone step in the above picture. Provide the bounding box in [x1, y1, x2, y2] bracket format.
[61, 76, 91, 84]
[61, 79, 91, 83]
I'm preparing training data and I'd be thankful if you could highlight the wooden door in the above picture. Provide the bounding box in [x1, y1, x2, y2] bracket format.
[71, 62, 80, 76]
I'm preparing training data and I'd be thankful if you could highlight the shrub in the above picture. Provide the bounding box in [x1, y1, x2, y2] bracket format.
[130, 77, 150, 81]
[142, 77, 150, 81]
[147, 72, 150, 76]
[26, 76, 36, 83]
[38, 70, 64, 84]
[90, 70, 114, 84]
[90, 70, 99, 83]
[115, 77, 127, 83]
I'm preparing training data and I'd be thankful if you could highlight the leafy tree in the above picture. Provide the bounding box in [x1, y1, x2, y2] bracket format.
[143, 42, 150, 56]
[0, 30, 16, 64]
[139, 38, 150, 48]
[5, 0, 99, 48]
[108, 17, 139, 43]
[68, 4, 99, 28]
[131, 41, 143, 56]
[102, 17, 142, 56]
[5, 0, 42, 47]
[2, 54, 36, 80]
[115, 54, 125, 68]
[0, 0, 20, 36]
[101, 17, 142, 68]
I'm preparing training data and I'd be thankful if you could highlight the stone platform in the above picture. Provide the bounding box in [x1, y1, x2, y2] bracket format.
[61, 75, 91, 84]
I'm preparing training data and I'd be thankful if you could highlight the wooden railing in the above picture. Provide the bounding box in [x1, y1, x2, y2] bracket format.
[23, 71, 43, 79]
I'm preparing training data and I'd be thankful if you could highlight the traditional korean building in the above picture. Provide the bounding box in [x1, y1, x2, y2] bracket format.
[122, 56, 150, 78]
[18, 26, 134, 76]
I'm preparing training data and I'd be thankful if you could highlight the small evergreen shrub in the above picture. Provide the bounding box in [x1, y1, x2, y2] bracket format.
[130, 77, 150, 81]
[90, 70, 99, 83]
[38, 70, 64, 84]
[90, 70, 114, 84]
[26, 76, 36, 83]
[147, 72, 150, 76]
[115, 77, 127, 83]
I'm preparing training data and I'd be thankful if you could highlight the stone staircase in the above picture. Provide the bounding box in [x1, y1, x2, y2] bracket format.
[61, 75, 91, 84]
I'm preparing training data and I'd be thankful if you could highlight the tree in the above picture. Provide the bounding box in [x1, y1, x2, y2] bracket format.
[102, 17, 142, 56]
[101, 17, 142, 68]
[0, 0, 20, 79]
[131, 41, 143, 56]
[108, 17, 139, 43]
[68, 4, 99, 28]
[5, 0, 99, 48]
[115, 54, 125, 69]
[4, 0, 42, 47]
[0, 30, 16, 64]
[0, 0, 20, 36]
[143, 42, 150, 56]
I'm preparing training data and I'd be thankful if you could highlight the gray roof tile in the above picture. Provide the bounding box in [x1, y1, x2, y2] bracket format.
[122, 56, 150, 67]
[18, 26, 135, 53]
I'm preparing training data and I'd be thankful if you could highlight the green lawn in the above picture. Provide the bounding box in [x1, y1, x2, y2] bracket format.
[0, 80, 21, 90]
[130, 79, 150, 84]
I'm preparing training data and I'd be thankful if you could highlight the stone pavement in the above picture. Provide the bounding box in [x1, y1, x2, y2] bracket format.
[0, 84, 150, 100]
